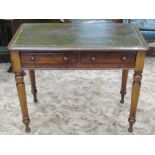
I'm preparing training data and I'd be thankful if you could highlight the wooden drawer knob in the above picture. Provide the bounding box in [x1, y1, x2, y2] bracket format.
[122, 56, 127, 61]
[31, 56, 36, 61]
[91, 56, 96, 62]
[63, 56, 68, 62]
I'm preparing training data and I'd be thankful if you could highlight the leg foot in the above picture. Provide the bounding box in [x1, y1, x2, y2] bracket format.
[128, 116, 136, 133]
[7, 65, 13, 73]
[23, 118, 31, 133]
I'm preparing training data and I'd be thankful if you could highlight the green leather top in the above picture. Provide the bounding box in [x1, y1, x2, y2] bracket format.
[8, 23, 148, 51]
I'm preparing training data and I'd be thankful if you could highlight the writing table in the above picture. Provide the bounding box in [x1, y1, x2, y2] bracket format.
[8, 23, 148, 132]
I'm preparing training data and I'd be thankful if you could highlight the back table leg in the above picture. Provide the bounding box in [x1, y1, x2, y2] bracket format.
[120, 69, 128, 103]
[29, 70, 38, 103]
[10, 51, 30, 132]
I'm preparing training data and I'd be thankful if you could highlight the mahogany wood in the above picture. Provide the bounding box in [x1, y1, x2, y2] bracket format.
[20, 52, 136, 69]
[10, 51, 30, 132]
[128, 51, 146, 132]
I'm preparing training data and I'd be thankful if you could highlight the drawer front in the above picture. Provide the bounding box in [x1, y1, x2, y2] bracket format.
[20, 52, 136, 69]
[20, 52, 77, 68]
[80, 52, 136, 68]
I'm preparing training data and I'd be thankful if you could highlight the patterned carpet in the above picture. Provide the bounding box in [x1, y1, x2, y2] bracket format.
[0, 57, 155, 134]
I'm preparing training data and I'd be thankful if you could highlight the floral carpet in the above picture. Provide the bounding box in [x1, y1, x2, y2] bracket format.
[0, 57, 155, 134]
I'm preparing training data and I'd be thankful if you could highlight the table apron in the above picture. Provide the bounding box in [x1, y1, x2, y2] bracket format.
[20, 51, 136, 69]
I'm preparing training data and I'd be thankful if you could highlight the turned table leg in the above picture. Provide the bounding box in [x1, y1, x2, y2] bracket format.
[29, 70, 38, 103]
[128, 51, 145, 132]
[10, 51, 30, 132]
[120, 69, 128, 103]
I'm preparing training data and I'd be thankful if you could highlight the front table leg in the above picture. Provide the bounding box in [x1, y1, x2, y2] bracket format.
[10, 51, 30, 132]
[128, 51, 145, 132]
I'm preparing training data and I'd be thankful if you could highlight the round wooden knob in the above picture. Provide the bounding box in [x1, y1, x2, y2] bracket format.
[31, 56, 36, 61]
[122, 56, 127, 61]
[91, 56, 96, 62]
[63, 56, 68, 62]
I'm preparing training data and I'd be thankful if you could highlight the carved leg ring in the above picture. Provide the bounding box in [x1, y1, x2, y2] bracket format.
[120, 88, 127, 103]
[128, 71, 142, 132]
[31, 88, 37, 103]
[128, 116, 136, 132]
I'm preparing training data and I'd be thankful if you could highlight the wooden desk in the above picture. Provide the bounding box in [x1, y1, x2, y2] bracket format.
[8, 23, 148, 133]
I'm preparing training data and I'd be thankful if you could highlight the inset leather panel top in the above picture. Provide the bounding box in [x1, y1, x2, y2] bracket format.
[8, 23, 149, 52]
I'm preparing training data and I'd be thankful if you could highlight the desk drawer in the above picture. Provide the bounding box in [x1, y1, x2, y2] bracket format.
[80, 52, 136, 67]
[20, 52, 77, 68]
[20, 52, 136, 69]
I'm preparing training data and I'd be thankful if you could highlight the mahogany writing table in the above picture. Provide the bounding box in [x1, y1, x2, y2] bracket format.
[8, 23, 149, 133]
